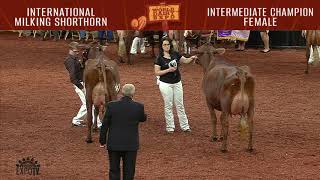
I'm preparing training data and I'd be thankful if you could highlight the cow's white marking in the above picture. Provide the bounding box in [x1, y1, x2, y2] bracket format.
[115, 83, 121, 93]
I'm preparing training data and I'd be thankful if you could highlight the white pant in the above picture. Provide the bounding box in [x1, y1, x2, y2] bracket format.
[72, 83, 102, 127]
[159, 81, 190, 132]
[130, 37, 145, 54]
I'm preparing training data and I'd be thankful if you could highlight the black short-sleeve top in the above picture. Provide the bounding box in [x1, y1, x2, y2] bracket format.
[154, 52, 182, 84]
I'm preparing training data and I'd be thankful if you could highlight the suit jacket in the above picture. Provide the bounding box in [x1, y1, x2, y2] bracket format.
[99, 96, 147, 151]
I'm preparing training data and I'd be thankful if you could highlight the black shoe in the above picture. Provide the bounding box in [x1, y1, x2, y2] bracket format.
[72, 123, 86, 127]
[183, 129, 191, 133]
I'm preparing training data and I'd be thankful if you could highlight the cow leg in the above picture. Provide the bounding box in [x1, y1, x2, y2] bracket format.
[86, 89, 93, 143]
[149, 35, 156, 57]
[220, 112, 229, 152]
[119, 57, 125, 63]
[207, 101, 218, 141]
[305, 45, 310, 74]
[125, 32, 135, 65]
[127, 53, 132, 65]
[247, 107, 254, 152]
[93, 107, 99, 132]
[178, 31, 185, 54]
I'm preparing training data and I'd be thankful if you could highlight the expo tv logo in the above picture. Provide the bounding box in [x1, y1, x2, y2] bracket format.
[16, 156, 40, 176]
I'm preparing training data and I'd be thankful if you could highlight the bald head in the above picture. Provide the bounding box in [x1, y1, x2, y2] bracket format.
[122, 84, 135, 97]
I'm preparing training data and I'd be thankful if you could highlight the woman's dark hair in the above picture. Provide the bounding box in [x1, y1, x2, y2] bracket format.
[159, 37, 174, 57]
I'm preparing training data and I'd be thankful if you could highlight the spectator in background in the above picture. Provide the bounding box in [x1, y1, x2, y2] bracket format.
[235, 30, 250, 51]
[98, 30, 114, 45]
[79, 30, 86, 43]
[130, 31, 146, 55]
[98, 30, 106, 45]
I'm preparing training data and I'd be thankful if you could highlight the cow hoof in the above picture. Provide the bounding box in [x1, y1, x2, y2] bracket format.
[93, 127, 98, 132]
[247, 148, 254, 153]
[304, 69, 309, 74]
[219, 137, 224, 141]
[220, 149, 228, 153]
[211, 136, 218, 142]
[86, 139, 93, 143]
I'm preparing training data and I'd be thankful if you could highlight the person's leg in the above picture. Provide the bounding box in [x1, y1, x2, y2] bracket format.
[108, 150, 121, 180]
[72, 83, 87, 125]
[159, 82, 175, 132]
[236, 41, 245, 51]
[52, 30, 59, 41]
[79, 30, 86, 42]
[106, 30, 113, 42]
[240, 41, 246, 50]
[130, 37, 140, 54]
[122, 151, 137, 180]
[260, 31, 270, 52]
[139, 38, 146, 54]
[173, 81, 190, 131]
[98, 31, 105, 45]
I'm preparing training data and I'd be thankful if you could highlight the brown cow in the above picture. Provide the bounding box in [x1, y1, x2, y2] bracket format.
[83, 44, 120, 143]
[195, 44, 255, 152]
[303, 30, 320, 74]
[117, 30, 135, 64]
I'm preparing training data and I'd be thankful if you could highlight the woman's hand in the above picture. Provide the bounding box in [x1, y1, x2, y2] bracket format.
[180, 55, 198, 64]
[167, 67, 177, 72]
[155, 65, 176, 76]
[190, 55, 198, 62]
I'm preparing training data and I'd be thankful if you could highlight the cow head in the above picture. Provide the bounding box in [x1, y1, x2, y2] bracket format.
[193, 43, 225, 71]
[221, 65, 255, 116]
[81, 41, 108, 60]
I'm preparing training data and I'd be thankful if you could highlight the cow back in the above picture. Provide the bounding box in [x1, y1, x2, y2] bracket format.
[306, 30, 320, 46]
[84, 58, 120, 100]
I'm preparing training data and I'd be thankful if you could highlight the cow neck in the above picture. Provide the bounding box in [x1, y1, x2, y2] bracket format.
[202, 52, 215, 73]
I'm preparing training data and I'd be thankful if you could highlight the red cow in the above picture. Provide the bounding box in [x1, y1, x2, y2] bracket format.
[83, 44, 120, 143]
[195, 44, 255, 152]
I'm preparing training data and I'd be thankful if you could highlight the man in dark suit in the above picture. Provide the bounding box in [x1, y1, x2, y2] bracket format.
[99, 84, 147, 180]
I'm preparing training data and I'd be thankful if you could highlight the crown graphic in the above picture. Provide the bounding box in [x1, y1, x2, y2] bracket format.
[16, 156, 40, 176]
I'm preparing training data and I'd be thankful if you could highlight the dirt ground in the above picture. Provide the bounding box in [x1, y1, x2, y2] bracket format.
[0, 32, 319, 180]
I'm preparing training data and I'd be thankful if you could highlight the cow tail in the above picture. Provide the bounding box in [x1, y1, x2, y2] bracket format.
[100, 58, 108, 101]
[239, 115, 249, 142]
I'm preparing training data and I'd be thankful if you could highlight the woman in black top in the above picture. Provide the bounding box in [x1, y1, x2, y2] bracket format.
[154, 38, 197, 133]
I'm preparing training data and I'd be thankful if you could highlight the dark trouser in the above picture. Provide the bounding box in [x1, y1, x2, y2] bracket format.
[108, 150, 137, 180]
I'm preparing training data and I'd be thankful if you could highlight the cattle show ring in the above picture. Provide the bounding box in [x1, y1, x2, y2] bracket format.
[1, 30, 319, 179]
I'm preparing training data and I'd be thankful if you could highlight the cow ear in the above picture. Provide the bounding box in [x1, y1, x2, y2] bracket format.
[239, 65, 250, 73]
[213, 48, 225, 55]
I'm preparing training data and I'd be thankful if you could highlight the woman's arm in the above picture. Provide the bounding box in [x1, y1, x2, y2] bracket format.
[154, 65, 176, 76]
[180, 55, 197, 64]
